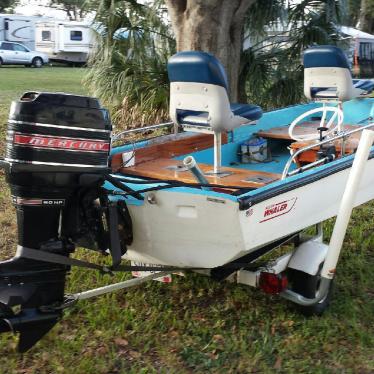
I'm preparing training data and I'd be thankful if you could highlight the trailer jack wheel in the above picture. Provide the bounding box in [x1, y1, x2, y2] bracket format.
[288, 265, 334, 316]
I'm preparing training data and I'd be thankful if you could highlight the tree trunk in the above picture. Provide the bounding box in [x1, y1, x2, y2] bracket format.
[359, 0, 374, 34]
[166, 0, 256, 102]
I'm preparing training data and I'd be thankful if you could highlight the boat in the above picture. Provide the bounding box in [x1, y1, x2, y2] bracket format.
[0, 45, 373, 352]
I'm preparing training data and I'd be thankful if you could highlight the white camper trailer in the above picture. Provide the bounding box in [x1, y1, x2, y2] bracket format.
[0, 14, 49, 50]
[35, 20, 96, 65]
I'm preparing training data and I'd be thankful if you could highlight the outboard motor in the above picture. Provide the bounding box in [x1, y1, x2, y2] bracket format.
[0, 92, 130, 351]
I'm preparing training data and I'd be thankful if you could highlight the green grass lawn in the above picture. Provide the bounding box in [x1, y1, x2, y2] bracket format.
[0, 67, 373, 373]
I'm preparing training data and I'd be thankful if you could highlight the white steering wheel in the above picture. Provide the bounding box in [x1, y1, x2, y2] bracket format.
[288, 106, 344, 142]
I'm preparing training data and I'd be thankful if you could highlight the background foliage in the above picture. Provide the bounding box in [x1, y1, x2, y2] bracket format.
[86, 0, 350, 129]
[0, 0, 18, 12]
[1, 0, 371, 127]
[84, 0, 174, 128]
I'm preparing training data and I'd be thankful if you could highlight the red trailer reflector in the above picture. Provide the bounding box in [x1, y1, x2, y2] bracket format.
[259, 272, 288, 294]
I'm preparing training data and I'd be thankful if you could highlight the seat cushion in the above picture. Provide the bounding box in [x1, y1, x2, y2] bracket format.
[310, 79, 374, 99]
[176, 110, 209, 127]
[176, 104, 263, 128]
[230, 103, 263, 122]
[353, 79, 374, 95]
[310, 87, 340, 99]
[168, 51, 228, 90]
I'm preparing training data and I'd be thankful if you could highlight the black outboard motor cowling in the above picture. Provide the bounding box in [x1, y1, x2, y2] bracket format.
[6, 91, 111, 171]
[0, 92, 119, 352]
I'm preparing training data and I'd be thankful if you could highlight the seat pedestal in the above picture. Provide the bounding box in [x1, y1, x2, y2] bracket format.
[213, 132, 222, 174]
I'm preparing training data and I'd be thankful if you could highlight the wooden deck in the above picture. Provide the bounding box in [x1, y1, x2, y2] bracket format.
[112, 132, 281, 189]
[112, 121, 363, 189]
[258, 122, 362, 164]
[119, 158, 280, 189]
[257, 121, 322, 140]
[257, 121, 359, 142]
[111, 132, 228, 171]
[112, 121, 361, 188]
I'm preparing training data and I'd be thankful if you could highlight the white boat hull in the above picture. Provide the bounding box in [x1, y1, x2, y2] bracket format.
[124, 156, 374, 268]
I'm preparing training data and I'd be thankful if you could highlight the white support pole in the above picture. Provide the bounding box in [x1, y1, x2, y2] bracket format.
[321, 129, 374, 279]
[213, 131, 222, 174]
[73, 271, 171, 301]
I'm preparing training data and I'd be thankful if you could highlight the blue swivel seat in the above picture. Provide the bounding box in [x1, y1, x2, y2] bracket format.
[303, 45, 373, 101]
[293, 45, 374, 143]
[167, 51, 262, 174]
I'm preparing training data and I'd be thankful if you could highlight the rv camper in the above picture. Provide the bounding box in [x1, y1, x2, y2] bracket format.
[0, 14, 49, 50]
[35, 20, 96, 65]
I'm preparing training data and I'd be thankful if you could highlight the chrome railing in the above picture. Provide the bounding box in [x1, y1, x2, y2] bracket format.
[281, 122, 374, 179]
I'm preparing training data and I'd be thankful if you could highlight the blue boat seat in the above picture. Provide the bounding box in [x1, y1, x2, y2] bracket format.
[303, 45, 367, 102]
[168, 51, 262, 132]
[230, 103, 263, 122]
[353, 79, 374, 96]
[176, 104, 263, 127]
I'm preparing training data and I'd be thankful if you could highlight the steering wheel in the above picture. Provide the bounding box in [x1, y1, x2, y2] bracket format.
[288, 106, 344, 142]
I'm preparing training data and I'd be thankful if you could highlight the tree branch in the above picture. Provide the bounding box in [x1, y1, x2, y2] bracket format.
[166, 0, 187, 22]
[165, 0, 187, 39]
[234, 0, 257, 22]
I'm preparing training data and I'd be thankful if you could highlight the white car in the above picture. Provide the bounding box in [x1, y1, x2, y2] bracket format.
[0, 41, 49, 67]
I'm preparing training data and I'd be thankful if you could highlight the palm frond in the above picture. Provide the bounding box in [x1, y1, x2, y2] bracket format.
[243, 0, 345, 109]
[84, 0, 174, 129]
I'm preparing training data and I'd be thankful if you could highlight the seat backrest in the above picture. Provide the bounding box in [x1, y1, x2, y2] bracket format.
[303, 45, 356, 102]
[167, 51, 238, 132]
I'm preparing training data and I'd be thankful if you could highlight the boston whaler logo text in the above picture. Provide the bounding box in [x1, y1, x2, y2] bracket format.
[260, 197, 297, 223]
[13, 133, 109, 152]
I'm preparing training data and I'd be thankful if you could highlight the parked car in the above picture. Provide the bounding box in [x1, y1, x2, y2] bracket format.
[0, 41, 49, 67]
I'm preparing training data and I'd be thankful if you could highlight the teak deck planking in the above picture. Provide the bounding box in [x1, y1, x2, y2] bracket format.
[258, 122, 361, 164]
[113, 131, 281, 189]
[111, 132, 228, 171]
[257, 122, 360, 142]
[113, 122, 363, 189]
[120, 158, 281, 189]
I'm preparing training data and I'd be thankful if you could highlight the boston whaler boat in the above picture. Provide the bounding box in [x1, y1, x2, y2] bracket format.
[0, 45, 373, 351]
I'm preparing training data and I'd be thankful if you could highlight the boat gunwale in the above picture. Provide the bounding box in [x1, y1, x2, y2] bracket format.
[237, 148, 374, 210]
[109, 99, 374, 209]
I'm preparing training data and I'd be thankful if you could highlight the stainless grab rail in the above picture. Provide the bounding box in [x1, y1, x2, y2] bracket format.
[281, 122, 374, 180]
[112, 122, 175, 142]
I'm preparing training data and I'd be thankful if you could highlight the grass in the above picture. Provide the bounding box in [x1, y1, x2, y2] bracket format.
[0, 66, 373, 373]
